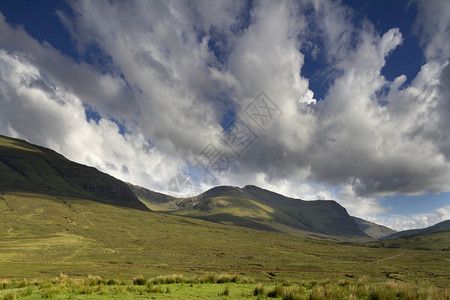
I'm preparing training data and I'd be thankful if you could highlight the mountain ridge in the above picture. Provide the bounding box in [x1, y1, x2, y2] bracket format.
[0, 134, 148, 211]
[352, 217, 396, 239]
[151, 184, 372, 240]
[380, 219, 450, 240]
[0, 134, 396, 241]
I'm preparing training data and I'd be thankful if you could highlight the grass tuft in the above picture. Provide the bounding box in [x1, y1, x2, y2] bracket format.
[1, 291, 15, 300]
[87, 275, 103, 286]
[132, 275, 147, 285]
[106, 278, 120, 286]
[219, 286, 230, 296]
[148, 274, 184, 285]
[267, 285, 284, 298]
[253, 283, 266, 296]
[0, 279, 9, 290]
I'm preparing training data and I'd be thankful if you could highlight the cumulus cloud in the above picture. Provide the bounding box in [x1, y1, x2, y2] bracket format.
[0, 48, 181, 191]
[368, 205, 450, 231]
[1, 0, 450, 229]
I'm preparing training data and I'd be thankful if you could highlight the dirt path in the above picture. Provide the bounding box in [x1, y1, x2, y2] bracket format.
[376, 252, 405, 264]
[82, 212, 94, 226]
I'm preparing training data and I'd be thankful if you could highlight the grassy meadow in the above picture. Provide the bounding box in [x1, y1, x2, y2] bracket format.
[0, 191, 449, 298]
[1, 273, 449, 299]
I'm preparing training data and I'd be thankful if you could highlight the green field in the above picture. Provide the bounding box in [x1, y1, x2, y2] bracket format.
[1, 192, 449, 299]
[1, 135, 449, 299]
[1, 273, 449, 299]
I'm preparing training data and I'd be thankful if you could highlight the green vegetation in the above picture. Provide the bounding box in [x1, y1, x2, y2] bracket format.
[0, 135, 147, 211]
[1, 191, 449, 288]
[381, 220, 450, 240]
[157, 185, 372, 240]
[367, 228, 450, 251]
[0, 273, 448, 299]
[1, 134, 449, 299]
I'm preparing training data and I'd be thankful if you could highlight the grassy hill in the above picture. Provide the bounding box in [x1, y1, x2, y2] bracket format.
[128, 183, 178, 211]
[0, 135, 147, 211]
[1, 191, 449, 286]
[380, 220, 450, 240]
[368, 228, 450, 251]
[353, 217, 396, 239]
[142, 185, 371, 240]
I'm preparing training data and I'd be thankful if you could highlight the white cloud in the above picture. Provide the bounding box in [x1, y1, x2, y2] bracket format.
[0, 49, 180, 192]
[336, 184, 388, 217]
[414, 0, 450, 62]
[0, 1, 449, 226]
[368, 205, 450, 231]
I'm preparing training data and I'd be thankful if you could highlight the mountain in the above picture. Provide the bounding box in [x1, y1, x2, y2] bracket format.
[156, 185, 371, 240]
[352, 217, 396, 239]
[128, 183, 178, 210]
[0, 134, 148, 211]
[380, 219, 450, 240]
[0, 134, 369, 240]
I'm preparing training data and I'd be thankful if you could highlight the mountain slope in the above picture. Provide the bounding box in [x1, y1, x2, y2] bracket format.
[164, 185, 371, 240]
[380, 219, 450, 240]
[368, 228, 450, 251]
[353, 217, 396, 239]
[128, 183, 178, 210]
[2, 190, 449, 286]
[0, 134, 368, 240]
[0, 134, 148, 211]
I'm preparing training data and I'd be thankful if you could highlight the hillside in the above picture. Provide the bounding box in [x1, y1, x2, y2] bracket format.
[353, 217, 396, 239]
[380, 219, 450, 240]
[128, 183, 178, 210]
[1, 134, 371, 240]
[1, 190, 449, 287]
[0, 134, 449, 290]
[368, 228, 450, 251]
[160, 185, 371, 240]
[0, 135, 148, 211]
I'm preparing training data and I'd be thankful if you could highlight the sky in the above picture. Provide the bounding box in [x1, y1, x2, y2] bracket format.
[0, 0, 449, 231]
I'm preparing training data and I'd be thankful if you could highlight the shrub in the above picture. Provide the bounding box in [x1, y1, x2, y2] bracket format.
[309, 286, 325, 300]
[78, 285, 93, 295]
[53, 273, 69, 284]
[2, 291, 15, 300]
[132, 275, 146, 285]
[106, 279, 120, 286]
[148, 274, 184, 285]
[267, 285, 284, 298]
[217, 274, 237, 283]
[194, 273, 248, 284]
[282, 280, 292, 286]
[17, 278, 28, 288]
[1, 279, 9, 290]
[87, 275, 103, 286]
[40, 288, 58, 299]
[253, 284, 266, 296]
[126, 285, 137, 293]
[110, 285, 125, 295]
[220, 286, 230, 296]
[282, 287, 307, 300]
[197, 273, 216, 284]
[145, 285, 170, 294]
[337, 279, 350, 287]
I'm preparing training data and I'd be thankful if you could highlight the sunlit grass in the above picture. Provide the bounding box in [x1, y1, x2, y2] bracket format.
[0, 274, 448, 299]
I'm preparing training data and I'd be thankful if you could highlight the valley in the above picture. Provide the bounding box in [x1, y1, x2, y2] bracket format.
[1, 135, 449, 299]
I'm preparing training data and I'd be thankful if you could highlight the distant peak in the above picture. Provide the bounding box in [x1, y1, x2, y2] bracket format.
[243, 184, 261, 190]
[199, 185, 244, 198]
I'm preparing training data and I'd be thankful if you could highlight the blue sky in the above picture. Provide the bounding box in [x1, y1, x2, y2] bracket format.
[0, 0, 449, 230]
